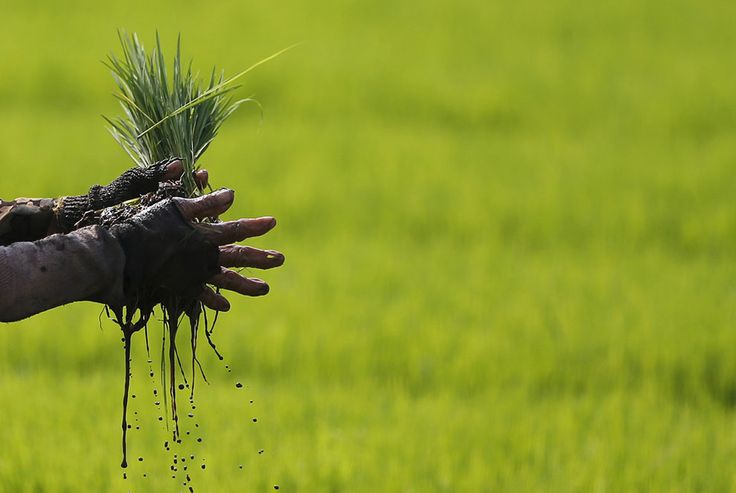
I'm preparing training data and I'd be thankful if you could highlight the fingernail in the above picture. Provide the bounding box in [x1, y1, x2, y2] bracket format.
[259, 216, 276, 228]
[212, 188, 235, 204]
[267, 251, 285, 264]
[258, 281, 270, 295]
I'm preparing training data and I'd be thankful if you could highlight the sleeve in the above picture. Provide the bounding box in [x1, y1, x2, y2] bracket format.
[0, 226, 126, 323]
[0, 198, 60, 246]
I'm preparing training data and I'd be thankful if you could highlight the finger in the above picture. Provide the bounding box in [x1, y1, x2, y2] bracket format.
[162, 160, 184, 181]
[199, 286, 231, 312]
[209, 268, 270, 296]
[173, 188, 234, 220]
[219, 245, 285, 269]
[194, 169, 209, 190]
[194, 217, 276, 246]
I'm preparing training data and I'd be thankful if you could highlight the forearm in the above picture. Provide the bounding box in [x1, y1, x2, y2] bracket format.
[0, 226, 125, 322]
[0, 159, 176, 245]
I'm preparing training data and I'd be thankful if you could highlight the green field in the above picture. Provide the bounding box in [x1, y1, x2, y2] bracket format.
[2, 0, 736, 491]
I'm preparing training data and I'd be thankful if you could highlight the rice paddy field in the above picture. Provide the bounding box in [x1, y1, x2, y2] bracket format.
[1, 0, 736, 491]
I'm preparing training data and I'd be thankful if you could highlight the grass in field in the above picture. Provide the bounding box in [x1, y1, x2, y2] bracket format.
[1, 0, 736, 491]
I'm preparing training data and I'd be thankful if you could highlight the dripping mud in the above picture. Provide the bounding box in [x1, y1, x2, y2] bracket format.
[83, 181, 225, 473]
[85, 181, 273, 490]
[113, 281, 224, 473]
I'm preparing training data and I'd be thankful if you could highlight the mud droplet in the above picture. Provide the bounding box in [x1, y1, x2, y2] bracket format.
[252, 418, 257, 423]
[178, 383, 185, 390]
[138, 457, 144, 462]
[201, 464, 206, 470]
[274, 486, 280, 490]
[235, 382, 243, 388]
[197, 438, 202, 443]
[258, 449, 264, 454]
[123, 473, 127, 480]
[188, 413, 194, 418]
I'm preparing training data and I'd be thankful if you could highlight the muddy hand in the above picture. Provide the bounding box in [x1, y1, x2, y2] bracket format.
[56, 158, 209, 232]
[173, 189, 285, 312]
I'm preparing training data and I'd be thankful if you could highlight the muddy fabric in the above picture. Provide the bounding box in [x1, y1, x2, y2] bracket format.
[0, 198, 60, 246]
[0, 226, 125, 323]
[56, 158, 179, 231]
[110, 199, 219, 306]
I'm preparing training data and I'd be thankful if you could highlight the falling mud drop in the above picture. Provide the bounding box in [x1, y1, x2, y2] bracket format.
[120, 331, 133, 468]
[236, 382, 243, 388]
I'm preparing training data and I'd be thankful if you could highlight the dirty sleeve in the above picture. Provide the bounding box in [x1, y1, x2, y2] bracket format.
[0, 226, 126, 322]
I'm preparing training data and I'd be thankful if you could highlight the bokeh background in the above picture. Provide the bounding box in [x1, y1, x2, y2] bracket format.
[1, 0, 736, 491]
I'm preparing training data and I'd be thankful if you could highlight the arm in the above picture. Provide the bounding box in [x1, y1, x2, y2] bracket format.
[0, 226, 125, 322]
[0, 188, 284, 323]
[0, 158, 183, 246]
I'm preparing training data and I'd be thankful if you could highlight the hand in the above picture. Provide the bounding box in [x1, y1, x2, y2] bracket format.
[110, 188, 284, 312]
[56, 158, 209, 232]
[174, 190, 285, 311]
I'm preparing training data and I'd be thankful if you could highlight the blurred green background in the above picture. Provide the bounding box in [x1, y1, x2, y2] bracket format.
[1, 0, 736, 491]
